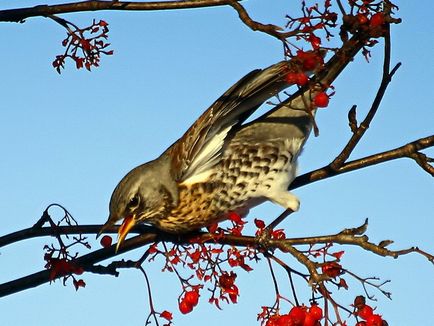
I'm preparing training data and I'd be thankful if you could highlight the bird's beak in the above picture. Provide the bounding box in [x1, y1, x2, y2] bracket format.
[116, 214, 136, 252]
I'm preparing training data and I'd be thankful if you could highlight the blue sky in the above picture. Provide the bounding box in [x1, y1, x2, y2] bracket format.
[0, 1, 433, 325]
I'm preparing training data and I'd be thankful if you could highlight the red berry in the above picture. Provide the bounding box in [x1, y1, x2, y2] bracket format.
[308, 34, 321, 49]
[354, 296, 366, 308]
[321, 261, 342, 278]
[366, 314, 383, 326]
[357, 13, 369, 25]
[296, 73, 309, 86]
[356, 322, 367, 326]
[271, 229, 286, 240]
[160, 310, 173, 321]
[286, 72, 308, 86]
[314, 92, 330, 108]
[357, 305, 374, 320]
[100, 235, 112, 248]
[296, 51, 323, 71]
[276, 314, 293, 326]
[370, 13, 385, 27]
[265, 315, 280, 326]
[254, 218, 266, 229]
[184, 290, 199, 306]
[309, 305, 323, 321]
[285, 72, 297, 84]
[289, 306, 307, 325]
[303, 313, 316, 326]
[303, 57, 319, 71]
[179, 299, 193, 314]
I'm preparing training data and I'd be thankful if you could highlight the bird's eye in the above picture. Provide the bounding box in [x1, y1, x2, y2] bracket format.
[128, 195, 140, 209]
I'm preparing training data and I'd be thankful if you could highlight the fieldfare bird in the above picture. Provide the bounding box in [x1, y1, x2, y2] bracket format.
[100, 60, 317, 250]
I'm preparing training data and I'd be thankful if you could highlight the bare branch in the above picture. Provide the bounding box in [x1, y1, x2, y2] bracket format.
[226, 0, 295, 41]
[272, 221, 434, 264]
[2, 216, 433, 298]
[409, 152, 434, 175]
[348, 105, 358, 133]
[290, 135, 434, 189]
[330, 29, 398, 169]
[0, 0, 242, 23]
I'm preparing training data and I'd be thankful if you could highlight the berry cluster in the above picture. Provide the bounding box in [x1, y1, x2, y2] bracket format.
[284, 49, 331, 109]
[342, 10, 386, 40]
[353, 296, 387, 326]
[265, 305, 323, 326]
[254, 218, 286, 239]
[41, 205, 89, 291]
[285, 0, 338, 52]
[44, 253, 85, 290]
[53, 19, 113, 73]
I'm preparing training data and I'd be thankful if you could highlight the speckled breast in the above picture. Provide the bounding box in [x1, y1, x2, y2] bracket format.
[152, 140, 296, 233]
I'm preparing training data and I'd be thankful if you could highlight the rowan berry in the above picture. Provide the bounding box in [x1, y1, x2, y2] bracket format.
[100, 235, 112, 248]
[184, 290, 199, 307]
[314, 92, 329, 108]
[179, 299, 193, 314]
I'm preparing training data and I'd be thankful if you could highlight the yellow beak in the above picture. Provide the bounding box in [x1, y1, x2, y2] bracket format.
[116, 215, 136, 252]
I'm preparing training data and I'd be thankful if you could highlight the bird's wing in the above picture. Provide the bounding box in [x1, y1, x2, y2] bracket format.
[168, 61, 291, 182]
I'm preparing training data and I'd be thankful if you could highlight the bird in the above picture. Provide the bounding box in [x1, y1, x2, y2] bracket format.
[99, 60, 317, 251]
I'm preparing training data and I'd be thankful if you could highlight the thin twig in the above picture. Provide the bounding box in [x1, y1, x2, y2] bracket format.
[330, 29, 398, 169]
[266, 253, 306, 306]
[265, 256, 282, 308]
[226, 0, 297, 41]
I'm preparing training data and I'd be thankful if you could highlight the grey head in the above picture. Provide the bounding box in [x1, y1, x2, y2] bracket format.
[99, 154, 178, 250]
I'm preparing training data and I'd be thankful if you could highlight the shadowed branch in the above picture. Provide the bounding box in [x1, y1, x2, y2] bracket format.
[0, 0, 243, 23]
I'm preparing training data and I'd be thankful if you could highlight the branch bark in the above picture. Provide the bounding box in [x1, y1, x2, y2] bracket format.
[1, 217, 432, 298]
[0, 0, 241, 23]
[0, 2, 431, 312]
[290, 135, 434, 190]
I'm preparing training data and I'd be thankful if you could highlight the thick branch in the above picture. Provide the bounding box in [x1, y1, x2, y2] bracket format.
[2, 217, 432, 298]
[0, 230, 157, 297]
[0, 0, 240, 23]
[290, 135, 434, 189]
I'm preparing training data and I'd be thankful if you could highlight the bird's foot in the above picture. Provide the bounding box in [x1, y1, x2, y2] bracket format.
[255, 208, 294, 251]
[256, 226, 273, 251]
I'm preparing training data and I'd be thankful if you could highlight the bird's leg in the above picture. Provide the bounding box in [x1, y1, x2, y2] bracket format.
[263, 189, 299, 230]
[266, 208, 294, 231]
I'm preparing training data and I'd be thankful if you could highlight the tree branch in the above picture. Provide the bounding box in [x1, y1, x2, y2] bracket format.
[1, 132, 432, 251]
[226, 0, 293, 41]
[290, 135, 434, 190]
[1, 214, 433, 298]
[0, 0, 241, 23]
[288, 5, 433, 193]
[330, 27, 396, 169]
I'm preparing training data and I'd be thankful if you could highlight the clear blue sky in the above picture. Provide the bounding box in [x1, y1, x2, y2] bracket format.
[0, 1, 433, 325]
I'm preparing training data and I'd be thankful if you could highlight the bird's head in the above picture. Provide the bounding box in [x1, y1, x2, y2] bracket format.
[99, 158, 178, 251]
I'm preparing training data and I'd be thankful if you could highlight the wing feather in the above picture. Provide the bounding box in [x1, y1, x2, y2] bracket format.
[168, 61, 291, 182]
